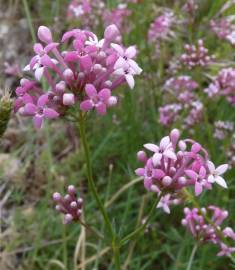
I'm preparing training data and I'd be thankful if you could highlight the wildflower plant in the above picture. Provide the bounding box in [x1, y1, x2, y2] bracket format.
[11, 0, 235, 269]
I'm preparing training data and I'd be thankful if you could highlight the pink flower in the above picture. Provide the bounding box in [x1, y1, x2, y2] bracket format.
[135, 129, 228, 212]
[24, 94, 59, 128]
[15, 25, 142, 128]
[207, 161, 228, 188]
[80, 84, 116, 115]
[182, 206, 235, 257]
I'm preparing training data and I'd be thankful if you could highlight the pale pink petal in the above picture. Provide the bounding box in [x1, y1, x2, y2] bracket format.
[135, 168, 145, 177]
[111, 43, 124, 56]
[153, 169, 165, 179]
[125, 74, 135, 89]
[33, 115, 43, 129]
[185, 170, 198, 180]
[160, 136, 170, 150]
[80, 100, 93, 111]
[33, 43, 44, 54]
[114, 57, 126, 70]
[125, 46, 137, 58]
[215, 176, 228, 188]
[199, 166, 206, 178]
[98, 89, 111, 101]
[43, 108, 59, 119]
[208, 174, 215, 183]
[96, 103, 106, 115]
[164, 150, 177, 160]
[207, 161, 215, 173]
[143, 143, 159, 152]
[85, 84, 97, 97]
[35, 67, 44, 81]
[37, 94, 48, 107]
[195, 182, 203, 196]
[152, 152, 162, 166]
[24, 103, 37, 115]
[128, 59, 142, 74]
[113, 68, 124, 76]
[215, 164, 228, 175]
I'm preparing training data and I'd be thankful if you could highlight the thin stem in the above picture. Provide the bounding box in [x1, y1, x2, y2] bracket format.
[120, 192, 164, 246]
[186, 244, 198, 270]
[78, 112, 120, 270]
[22, 0, 36, 43]
[78, 220, 104, 240]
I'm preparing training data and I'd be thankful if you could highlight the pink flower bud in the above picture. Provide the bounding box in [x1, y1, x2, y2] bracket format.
[170, 128, 180, 145]
[38, 26, 53, 44]
[104, 24, 119, 41]
[137, 151, 147, 162]
[53, 192, 61, 202]
[191, 143, 201, 153]
[107, 96, 118, 107]
[162, 176, 173, 186]
[63, 68, 74, 81]
[63, 93, 75, 106]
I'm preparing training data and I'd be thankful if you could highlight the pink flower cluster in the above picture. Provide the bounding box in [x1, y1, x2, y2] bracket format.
[183, 0, 198, 15]
[67, 0, 133, 34]
[204, 68, 235, 106]
[180, 40, 214, 69]
[211, 18, 235, 45]
[228, 136, 235, 168]
[214, 120, 234, 140]
[159, 76, 203, 128]
[14, 25, 142, 128]
[135, 129, 228, 213]
[148, 11, 175, 43]
[53, 185, 83, 224]
[182, 206, 235, 256]
[103, 3, 132, 31]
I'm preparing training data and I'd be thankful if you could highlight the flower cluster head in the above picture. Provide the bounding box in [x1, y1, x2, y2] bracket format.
[182, 206, 235, 256]
[135, 129, 228, 213]
[159, 76, 203, 129]
[183, 0, 198, 15]
[227, 135, 235, 168]
[204, 68, 235, 106]
[180, 39, 214, 69]
[148, 11, 175, 43]
[211, 18, 235, 41]
[214, 120, 234, 140]
[67, 0, 105, 29]
[14, 25, 142, 128]
[53, 185, 83, 224]
[103, 3, 132, 31]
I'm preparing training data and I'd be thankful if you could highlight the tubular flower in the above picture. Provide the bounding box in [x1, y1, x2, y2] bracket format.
[182, 206, 235, 257]
[53, 185, 83, 224]
[135, 129, 229, 213]
[14, 25, 142, 128]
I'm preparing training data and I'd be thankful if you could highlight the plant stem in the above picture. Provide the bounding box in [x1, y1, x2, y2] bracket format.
[120, 192, 164, 246]
[22, 0, 36, 43]
[78, 112, 120, 270]
[186, 244, 198, 270]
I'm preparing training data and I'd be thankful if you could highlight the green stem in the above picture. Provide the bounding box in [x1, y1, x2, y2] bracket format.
[22, 0, 36, 43]
[120, 192, 164, 246]
[78, 112, 120, 270]
[186, 244, 198, 270]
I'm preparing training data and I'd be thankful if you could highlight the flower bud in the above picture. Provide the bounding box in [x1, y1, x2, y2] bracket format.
[104, 24, 119, 41]
[137, 151, 147, 162]
[63, 93, 75, 106]
[107, 96, 118, 107]
[38, 26, 53, 44]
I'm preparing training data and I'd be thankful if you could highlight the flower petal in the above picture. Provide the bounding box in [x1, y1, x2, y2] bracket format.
[195, 182, 203, 196]
[114, 57, 126, 70]
[33, 115, 43, 129]
[160, 136, 170, 150]
[143, 143, 159, 152]
[135, 168, 145, 177]
[164, 150, 177, 160]
[215, 164, 228, 175]
[111, 43, 124, 56]
[185, 170, 198, 180]
[125, 74, 135, 89]
[43, 108, 59, 119]
[80, 100, 93, 111]
[85, 84, 97, 97]
[24, 103, 37, 115]
[207, 160, 215, 173]
[215, 176, 228, 188]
